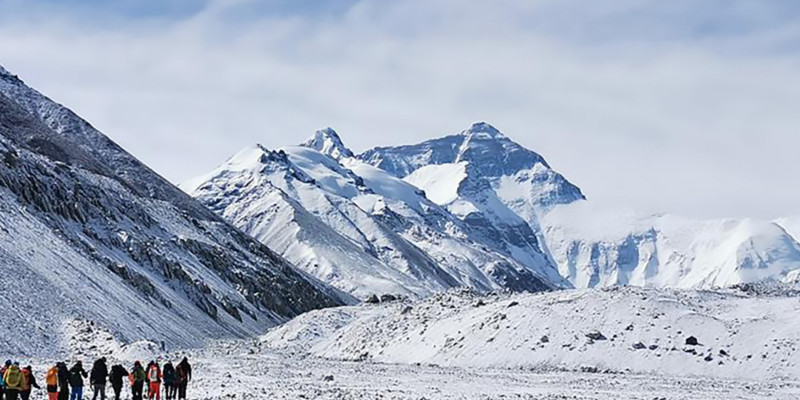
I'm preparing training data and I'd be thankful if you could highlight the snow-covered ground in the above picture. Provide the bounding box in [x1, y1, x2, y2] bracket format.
[181, 346, 799, 399]
[44, 286, 799, 399]
[262, 286, 800, 381]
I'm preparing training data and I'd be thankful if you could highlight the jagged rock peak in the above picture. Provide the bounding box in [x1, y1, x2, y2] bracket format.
[460, 122, 506, 140]
[0, 64, 21, 83]
[301, 127, 354, 159]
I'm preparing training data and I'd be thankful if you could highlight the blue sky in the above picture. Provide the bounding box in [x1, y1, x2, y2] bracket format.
[0, 0, 799, 219]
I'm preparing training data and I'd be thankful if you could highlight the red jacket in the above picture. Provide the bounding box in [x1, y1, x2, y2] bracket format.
[147, 365, 162, 383]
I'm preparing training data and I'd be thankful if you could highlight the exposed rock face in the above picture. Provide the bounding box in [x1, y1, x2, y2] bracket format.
[0, 64, 350, 357]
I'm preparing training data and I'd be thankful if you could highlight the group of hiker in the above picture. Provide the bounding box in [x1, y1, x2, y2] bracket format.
[0, 357, 191, 400]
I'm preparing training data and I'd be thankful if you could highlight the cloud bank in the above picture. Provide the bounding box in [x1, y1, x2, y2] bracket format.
[0, 0, 798, 219]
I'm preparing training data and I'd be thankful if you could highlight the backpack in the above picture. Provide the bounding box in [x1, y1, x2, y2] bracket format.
[176, 365, 186, 381]
[162, 365, 175, 384]
[5, 367, 22, 389]
[69, 368, 84, 386]
[131, 367, 146, 383]
[21, 370, 31, 390]
[46, 367, 59, 386]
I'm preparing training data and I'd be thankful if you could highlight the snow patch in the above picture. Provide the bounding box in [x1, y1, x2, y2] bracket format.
[404, 162, 467, 205]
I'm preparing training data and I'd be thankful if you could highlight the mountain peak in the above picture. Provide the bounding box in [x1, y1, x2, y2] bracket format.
[301, 127, 354, 159]
[0, 64, 19, 82]
[461, 122, 506, 140]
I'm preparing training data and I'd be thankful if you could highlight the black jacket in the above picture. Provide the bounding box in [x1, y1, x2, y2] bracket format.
[176, 359, 191, 383]
[90, 359, 109, 385]
[109, 365, 128, 387]
[57, 364, 70, 389]
[69, 364, 88, 388]
[162, 364, 176, 386]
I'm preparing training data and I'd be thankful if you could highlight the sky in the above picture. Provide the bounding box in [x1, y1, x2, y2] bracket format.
[0, 0, 798, 219]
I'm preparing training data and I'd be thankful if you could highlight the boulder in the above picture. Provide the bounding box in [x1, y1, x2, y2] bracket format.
[585, 330, 606, 341]
[540, 335, 550, 344]
[380, 294, 398, 302]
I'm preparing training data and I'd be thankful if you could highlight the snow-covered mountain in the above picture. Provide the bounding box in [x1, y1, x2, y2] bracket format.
[188, 122, 800, 296]
[184, 127, 568, 298]
[360, 122, 585, 216]
[542, 204, 800, 288]
[190, 124, 565, 299]
[777, 216, 800, 243]
[0, 64, 350, 357]
[359, 123, 800, 290]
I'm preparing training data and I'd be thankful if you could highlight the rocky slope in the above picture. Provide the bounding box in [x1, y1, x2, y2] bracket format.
[0, 64, 350, 357]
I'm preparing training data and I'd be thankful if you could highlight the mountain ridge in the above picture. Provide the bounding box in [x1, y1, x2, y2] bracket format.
[0, 63, 350, 357]
[187, 122, 800, 296]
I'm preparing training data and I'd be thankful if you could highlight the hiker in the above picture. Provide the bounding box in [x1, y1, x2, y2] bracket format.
[1, 360, 11, 400]
[128, 362, 145, 400]
[161, 362, 176, 400]
[144, 362, 153, 399]
[146, 362, 161, 400]
[68, 361, 88, 400]
[46, 364, 60, 400]
[108, 365, 128, 400]
[20, 365, 40, 400]
[90, 358, 108, 400]
[175, 358, 191, 400]
[3, 362, 24, 400]
[57, 362, 70, 400]
[0, 360, 7, 399]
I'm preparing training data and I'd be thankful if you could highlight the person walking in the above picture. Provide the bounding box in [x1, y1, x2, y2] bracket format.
[1, 360, 12, 400]
[46, 364, 60, 400]
[3, 362, 24, 400]
[108, 365, 128, 400]
[89, 358, 108, 400]
[0, 360, 11, 400]
[161, 363, 176, 400]
[57, 363, 70, 400]
[68, 362, 88, 400]
[174, 359, 191, 400]
[128, 362, 145, 400]
[143, 362, 153, 400]
[20, 366, 40, 400]
[146, 363, 161, 400]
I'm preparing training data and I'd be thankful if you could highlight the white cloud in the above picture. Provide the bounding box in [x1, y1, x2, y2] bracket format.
[0, 0, 798, 219]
